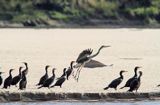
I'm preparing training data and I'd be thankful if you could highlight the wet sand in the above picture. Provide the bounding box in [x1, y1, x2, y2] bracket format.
[0, 29, 160, 93]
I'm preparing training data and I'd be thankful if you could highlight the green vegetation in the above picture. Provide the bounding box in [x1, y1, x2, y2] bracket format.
[0, 0, 160, 27]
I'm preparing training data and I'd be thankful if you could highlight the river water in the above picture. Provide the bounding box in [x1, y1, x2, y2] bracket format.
[0, 101, 160, 105]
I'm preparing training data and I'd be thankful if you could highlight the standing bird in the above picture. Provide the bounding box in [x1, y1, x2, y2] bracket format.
[120, 66, 141, 89]
[36, 65, 50, 86]
[38, 68, 56, 89]
[0, 72, 4, 86]
[3, 69, 14, 89]
[11, 67, 23, 87]
[66, 61, 75, 80]
[128, 71, 143, 92]
[19, 70, 27, 90]
[104, 70, 127, 90]
[74, 45, 110, 81]
[22, 62, 28, 75]
[51, 68, 67, 88]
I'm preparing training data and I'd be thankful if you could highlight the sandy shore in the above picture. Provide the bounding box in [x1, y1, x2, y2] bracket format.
[0, 29, 160, 94]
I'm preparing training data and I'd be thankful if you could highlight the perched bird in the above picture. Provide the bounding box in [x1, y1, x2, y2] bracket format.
[128, 71, 143, 92]
[19, 70, 27, 90]
[3, 69, 14, 89]
[36, 65, 50, 86]
[104, 70, 127, 90]
[11, 67, 23, 87]
[38, 68, 56, 89]
[0, 72, 4, 86]
[22, 62, 28, 75]
[51, 68, 67, 88]
[120, 66, 141, 89]
[74, 45, 110, 81]
[66, 61, 75, 80]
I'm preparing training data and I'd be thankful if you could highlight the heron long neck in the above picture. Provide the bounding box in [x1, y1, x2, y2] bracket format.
[89, 47, 103, 59]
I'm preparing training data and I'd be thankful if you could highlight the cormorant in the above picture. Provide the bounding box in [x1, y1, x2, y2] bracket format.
[38, 68, 56, 89]
[3, 69, 14, 89]
[120, 66, 141, 89]
[0, 72, 4, 86]
[128, 71, 143, 92]
[19, 70, 27, 90]
[36, 65, 50, 86]
[11, 67, 23, 87]
[51, 68, 67, 88]
[104, 70, 127, 90]
[22, 62, 28, 75]
[66, 61, 75, 80]
[74, 45, 110, 81]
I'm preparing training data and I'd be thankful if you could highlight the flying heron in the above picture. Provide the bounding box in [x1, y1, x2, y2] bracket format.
[74, 45, 110, 81]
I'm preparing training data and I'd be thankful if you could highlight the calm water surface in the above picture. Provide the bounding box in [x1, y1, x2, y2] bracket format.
[0, 101, 160, 105]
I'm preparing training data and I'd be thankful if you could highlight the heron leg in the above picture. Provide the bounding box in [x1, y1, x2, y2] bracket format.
[74, 66, 81, 79]
[76, 65, 84, 82]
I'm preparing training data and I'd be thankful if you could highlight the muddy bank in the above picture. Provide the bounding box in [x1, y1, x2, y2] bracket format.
[0, 92, 160, 102]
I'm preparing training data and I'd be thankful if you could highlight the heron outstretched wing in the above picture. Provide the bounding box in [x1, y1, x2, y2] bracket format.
[76, 48, 93, 63]
[84, 59, 106, 68]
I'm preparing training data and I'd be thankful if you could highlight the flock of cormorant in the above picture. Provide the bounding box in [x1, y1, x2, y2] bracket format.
[0, 45, 147, 92]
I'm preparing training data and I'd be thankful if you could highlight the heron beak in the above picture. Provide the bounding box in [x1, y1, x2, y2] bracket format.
[104, 45, 111, 48]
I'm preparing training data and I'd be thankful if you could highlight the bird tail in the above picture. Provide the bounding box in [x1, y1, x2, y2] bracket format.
[104, 87, 109, 90]
[120, 86, 125, 89]
[127, 89, 132, 92]
[38, 86, 42, 89]
[50, 85, 55, 88]
[157, 84, 160, 87]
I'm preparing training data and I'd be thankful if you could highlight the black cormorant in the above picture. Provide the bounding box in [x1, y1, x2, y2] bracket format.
[38, 68, 56, 89]
[66, 61, 75, 80]
[74, 45, 110, 81]
[104, 70, 127, 90]
[36, 65, 50, 86]
[0, 72, 4, 86]
[11, 67, 23, 87]
[19, 70, 27, 90]
[120, 66, 141, 89]
[51, 68, 67, 88]
[3, 69, 14, 89]
[128, 71, 143, 92]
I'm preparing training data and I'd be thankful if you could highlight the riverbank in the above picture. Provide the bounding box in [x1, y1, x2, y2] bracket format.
[0, 1, 160, 28]
[1, 20, 160, 28]
[0, 91, 160, 102]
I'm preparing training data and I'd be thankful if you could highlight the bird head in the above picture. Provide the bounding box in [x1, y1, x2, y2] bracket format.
[101, 45, 111, 49]
[52, 68, 56, 73]
[22, 62, 28, 66]
[135, 66, 142, 72]
[120, 70, 127, 74]
[63, 68, 67, 72]
[10, 69, 14, 72]
[45, 65, 50, 69]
